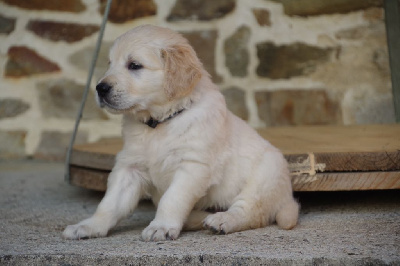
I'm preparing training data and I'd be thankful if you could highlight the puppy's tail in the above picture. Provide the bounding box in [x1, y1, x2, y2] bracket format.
[276, 199, 299, 230]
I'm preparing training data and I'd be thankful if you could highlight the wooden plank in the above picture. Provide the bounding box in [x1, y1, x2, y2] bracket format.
[69, 125, 400, 192]
[70, 166, 400, 192]
[384, 0, 400, 122]
[70, 125, 400, 174]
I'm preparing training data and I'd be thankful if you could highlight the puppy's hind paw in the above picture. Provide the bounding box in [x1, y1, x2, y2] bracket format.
[141, 221, 181, 242]
[203, 212, 234, 235]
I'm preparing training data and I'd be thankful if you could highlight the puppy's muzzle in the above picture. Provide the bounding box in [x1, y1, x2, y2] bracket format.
[96, 82, 112, 98]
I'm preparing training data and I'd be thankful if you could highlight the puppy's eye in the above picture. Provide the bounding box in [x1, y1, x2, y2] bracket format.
[128, 62, 143, 70]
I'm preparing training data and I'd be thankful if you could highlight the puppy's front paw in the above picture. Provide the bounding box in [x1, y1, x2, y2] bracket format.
[62, 218, 108, 240]
[203, 212, 234, 234]
[141, 221, 181, 241]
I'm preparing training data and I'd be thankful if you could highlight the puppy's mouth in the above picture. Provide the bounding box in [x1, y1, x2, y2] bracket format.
[98, 97, 136, 113]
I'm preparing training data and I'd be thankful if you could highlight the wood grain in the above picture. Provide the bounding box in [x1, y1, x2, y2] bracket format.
[257, 124, 400, 154]
[70, 166, 109, 192]
[315, 151, 400, 172]
[292, 171, 400, 191]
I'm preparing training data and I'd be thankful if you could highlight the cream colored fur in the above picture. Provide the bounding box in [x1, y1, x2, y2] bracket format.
[63, 25, 299, 241]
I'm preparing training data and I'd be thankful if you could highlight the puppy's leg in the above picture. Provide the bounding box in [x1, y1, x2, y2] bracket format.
[203, 198, 267, 234]
[204, 197, 298, 234]
[63, 167, 144, 239]
[142, 162, 209, 241]
[204, 152, 299, 234]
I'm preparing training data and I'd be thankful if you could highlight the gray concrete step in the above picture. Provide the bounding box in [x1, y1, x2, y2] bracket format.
[0, 161, 399, 265]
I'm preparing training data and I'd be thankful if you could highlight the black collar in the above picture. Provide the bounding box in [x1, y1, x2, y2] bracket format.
[144, 109, 185, 128]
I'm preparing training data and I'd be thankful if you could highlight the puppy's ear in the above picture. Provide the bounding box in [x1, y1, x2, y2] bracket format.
[162, 44, 202, 99]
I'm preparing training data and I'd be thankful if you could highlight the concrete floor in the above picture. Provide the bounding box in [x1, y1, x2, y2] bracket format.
[0, 161, 399, 265]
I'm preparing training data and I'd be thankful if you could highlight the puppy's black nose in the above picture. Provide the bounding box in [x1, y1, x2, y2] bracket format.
[96, 82, 112, 97]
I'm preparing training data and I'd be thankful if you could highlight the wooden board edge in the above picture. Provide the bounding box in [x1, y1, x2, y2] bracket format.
[315, 151, 400, 172]
[69, 166, 400, 192]
[70, 166, 108, 192]
[292, 171, 400, 192]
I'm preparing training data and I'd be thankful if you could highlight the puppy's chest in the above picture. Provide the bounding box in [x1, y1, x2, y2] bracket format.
[135, 131, 186, 188]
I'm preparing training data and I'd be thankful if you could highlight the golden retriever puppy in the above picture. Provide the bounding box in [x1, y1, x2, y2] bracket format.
[63, 24, 299, 241]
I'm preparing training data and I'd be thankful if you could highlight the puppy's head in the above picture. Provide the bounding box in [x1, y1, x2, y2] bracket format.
[96, 25, 202, 114]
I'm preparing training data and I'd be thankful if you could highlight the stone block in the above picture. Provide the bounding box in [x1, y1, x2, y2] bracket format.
[224, 26, 250, 77]
[255, 90, 341, 126]
[0, 130, 26, 160]
[69, 42, 112, 82]
[36, 79, 108, 120]
[4, 46, 60, 78]
[271, 0, 382, 17]
[343, 90, 395, 124]
[256, 42, 334, 79]
[99, 0, 156, 23]
[354, 95, 395, 124]
[0, 98, 30, 119]
[26, 20, 99, 43]
[222, 87, 248, 121]
[252, 8, 271, 26]
[0, 0, 85, 12]
[335, 26, 368, 40]
[182, 30, 223, 83]
[34, 131, 88, 161]
[363, 7, 384, 22]
[311, 22, 390, 92]
[335, 23, 386, 43]
[0, 14, 16, 35]
[167, 0, 235, 21]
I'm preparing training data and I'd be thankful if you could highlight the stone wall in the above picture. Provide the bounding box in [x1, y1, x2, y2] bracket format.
[0, 0, 395, 160]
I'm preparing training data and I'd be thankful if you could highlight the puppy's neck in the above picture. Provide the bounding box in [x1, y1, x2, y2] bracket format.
[145, 108, 185, 128]
[124, 96, 193, 128]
